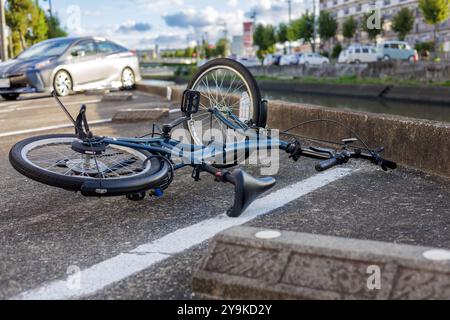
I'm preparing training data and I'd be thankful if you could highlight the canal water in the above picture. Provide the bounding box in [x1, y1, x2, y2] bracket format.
[141, 80, 450, 123]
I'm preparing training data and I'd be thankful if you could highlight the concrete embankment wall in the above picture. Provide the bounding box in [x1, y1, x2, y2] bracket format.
[136, 83, 450, 177]
[249, 62, 450, 83]
[257, 79, 450, 105]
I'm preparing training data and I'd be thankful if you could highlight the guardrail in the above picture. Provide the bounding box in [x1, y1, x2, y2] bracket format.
[136, 83, 450, 177]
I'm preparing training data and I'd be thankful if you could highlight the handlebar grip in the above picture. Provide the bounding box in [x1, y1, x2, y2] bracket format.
[315, 157, 339, 172]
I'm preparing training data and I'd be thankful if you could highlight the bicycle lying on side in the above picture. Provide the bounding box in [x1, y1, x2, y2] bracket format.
[9, 58, 397, 218]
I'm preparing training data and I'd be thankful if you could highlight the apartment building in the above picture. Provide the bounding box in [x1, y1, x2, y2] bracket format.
[319, 0, 450, 45]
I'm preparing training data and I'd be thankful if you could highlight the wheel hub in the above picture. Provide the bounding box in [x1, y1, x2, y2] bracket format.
[66, 158, 109, 176]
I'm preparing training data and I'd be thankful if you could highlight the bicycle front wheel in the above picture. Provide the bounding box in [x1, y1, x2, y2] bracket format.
[9, 134, 169, 197]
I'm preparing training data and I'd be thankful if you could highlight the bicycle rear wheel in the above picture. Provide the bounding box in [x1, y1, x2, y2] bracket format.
[9, 134, 169, 196]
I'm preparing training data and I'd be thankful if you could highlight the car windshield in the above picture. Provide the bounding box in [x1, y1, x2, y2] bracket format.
[17, 39, 73, 60]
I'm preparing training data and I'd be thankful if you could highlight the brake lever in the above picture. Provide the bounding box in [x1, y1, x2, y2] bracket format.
[309, 146, 335, 157]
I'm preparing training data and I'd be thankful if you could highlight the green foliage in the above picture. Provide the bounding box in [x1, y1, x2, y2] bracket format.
[276, 22, 289, 43]
[342, 16, 358, 40]
[215, 38, 230, 57]
[5, 0, 66, 57]
[415, 41, 435, 52]
[392, 8, 415, 40]
[46, 15, 67, 39]
[419, 0, 450, 25]
[331, 43, 342, 58]
[318, 11, 337, 42]
[288, 13, 315, 44]
[361, 10, 384, 40]
[253, 24, 276, 61]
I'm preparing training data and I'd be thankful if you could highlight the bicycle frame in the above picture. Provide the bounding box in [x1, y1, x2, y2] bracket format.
[99, 107, 289, 171]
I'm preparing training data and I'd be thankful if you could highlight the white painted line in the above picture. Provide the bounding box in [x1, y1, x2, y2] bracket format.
[0, 119, 112, 138]
[169, 109, 181, 113]
[0, 99, 102, 114]
[13, 167, 356, 300]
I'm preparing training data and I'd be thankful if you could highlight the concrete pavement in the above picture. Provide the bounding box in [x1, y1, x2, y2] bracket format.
[0, 91, 449, 300]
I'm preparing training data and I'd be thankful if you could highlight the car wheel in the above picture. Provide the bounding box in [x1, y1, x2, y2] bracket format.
[383, 55, 390, 61]
[1, 93, 19, 101]
[354, 59, 361, 65]
[408, 56, 415, 63]
[305, 61, 310, 67]
[121, 68, 135, 90]
[53, 70, 72, 97]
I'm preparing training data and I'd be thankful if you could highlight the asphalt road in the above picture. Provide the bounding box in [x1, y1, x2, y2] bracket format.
[0, 91, 449, 300]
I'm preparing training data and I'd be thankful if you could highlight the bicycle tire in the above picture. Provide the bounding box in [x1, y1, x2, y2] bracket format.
[9, 134, 170, 197]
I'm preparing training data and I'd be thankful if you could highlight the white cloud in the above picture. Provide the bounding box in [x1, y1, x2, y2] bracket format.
[228, 0, 238, 7]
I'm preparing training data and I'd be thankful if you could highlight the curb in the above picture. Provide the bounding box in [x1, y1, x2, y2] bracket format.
[192, 226, 450, 300]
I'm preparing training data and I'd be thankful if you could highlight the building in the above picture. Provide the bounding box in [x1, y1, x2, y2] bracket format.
[320, 0, 450, 45]
[231, 35, 244, 57]
[243, 22, 257, 57]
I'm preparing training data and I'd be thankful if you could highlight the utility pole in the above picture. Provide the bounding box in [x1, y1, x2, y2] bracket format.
[288, 0, 292, 54]
[0, 0, 8, 61]
[312, 0, 318, 52]
[44, 0, 53, 18]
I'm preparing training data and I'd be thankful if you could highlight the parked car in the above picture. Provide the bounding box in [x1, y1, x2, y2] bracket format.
[377, 41, 419, 62]
[263, 54, 282, 66]
[237, 57, 260, 67]
[338, 45, 378, 64]
[0, 36, 141, 100]
[279, 54, 299, 66]
[298, 53, 329, 66]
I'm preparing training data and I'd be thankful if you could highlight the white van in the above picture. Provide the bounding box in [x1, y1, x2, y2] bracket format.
[338, 45, 378, 64]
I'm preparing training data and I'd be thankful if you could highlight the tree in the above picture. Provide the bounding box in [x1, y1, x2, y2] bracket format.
[392, 8, 414, 41]
[215, 38, 230, 57]
[318, 11, 337, 49]
[419, 0, 450, 52]
[342, 16, 358, 42]
[5, 0, 50, 56]
[276, 22, 289, 53]
[46, 15, 67, 39]
[26, 4, 48, 45]
[288, 13, 315, 51]
[253, 24, 276, 61]
[361, 9, 384, 41]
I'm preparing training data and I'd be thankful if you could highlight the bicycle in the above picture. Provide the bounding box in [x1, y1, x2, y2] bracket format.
[9, 58, 397, 218]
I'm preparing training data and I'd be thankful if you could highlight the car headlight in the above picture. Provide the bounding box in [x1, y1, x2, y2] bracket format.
[33, 60, 52, 70]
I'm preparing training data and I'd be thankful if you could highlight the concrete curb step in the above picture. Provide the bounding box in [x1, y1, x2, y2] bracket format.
[101, 92, 134, 102]
[192, 226, 450, 300]
[113, 108, 170, 122]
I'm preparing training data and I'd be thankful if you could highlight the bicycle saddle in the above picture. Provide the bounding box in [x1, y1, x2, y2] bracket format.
[227, 169, 276, 218]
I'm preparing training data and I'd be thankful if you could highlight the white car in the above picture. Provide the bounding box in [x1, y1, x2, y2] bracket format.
[338, 45, 378, 64]
[279, 54, 299, 66]
[299, 53, 329, 66]
[236, 57, 260, 67]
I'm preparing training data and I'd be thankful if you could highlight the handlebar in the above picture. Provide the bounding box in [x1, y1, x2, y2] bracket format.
[285, 141, 397, 173]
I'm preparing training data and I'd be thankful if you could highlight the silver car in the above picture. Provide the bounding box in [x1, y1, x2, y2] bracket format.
[0, 36, 141, 100]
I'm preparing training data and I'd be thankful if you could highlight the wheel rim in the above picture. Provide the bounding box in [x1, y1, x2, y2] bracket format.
[55, 72, 72, 96]
[21, 137, 151, 180]
[122, 69, 135, 88]
[188, 65, 254, 146]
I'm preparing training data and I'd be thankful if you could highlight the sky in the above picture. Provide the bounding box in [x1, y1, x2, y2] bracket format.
[38, 0, 314, 49]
